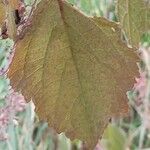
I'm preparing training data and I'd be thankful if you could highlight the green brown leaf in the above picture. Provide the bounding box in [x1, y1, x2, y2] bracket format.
[6, 3, 17, 40]
[10, 0, 19, 9]
[0, 0, 18, 39]
[102, 124, 126, 150]
[116, 0, 150, 48]
[8, 0, 139, 148]
[0, 1, 5, 26]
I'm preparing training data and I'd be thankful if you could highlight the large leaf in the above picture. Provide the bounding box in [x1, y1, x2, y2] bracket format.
[8, 0, 139, 148]
[116, 0, 150, 48]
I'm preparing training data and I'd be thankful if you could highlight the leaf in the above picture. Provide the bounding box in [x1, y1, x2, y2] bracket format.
[9, 0, 19, 9]
[0, 1, 5, 26]
[102, 124, 126, 150]
[0, 0, 18, 39]
[6, 3, 17, 39]
[58, 133, 71, 150]
[116, 0, 150, 48]
[8, 0, 139, 148]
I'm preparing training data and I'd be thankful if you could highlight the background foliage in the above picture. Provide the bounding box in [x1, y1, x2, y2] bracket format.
[0, 0, 149, 150]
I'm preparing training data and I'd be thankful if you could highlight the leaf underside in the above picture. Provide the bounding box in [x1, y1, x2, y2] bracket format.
[8, 0, 139, 148]
[117, 0, 150, 48]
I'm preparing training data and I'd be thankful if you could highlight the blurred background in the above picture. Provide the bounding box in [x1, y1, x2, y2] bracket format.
[0, 0, 150, 149]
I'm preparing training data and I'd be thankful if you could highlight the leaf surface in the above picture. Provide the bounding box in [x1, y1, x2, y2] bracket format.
[102, 124, 126, 150]
[5, 4, 17, 40]
[116, 0, 150, 48]
[8, 0, 139, 148]
[0, 1, 5, 26]
[9, 0, 19, 9]
[0, 0, 18, 39]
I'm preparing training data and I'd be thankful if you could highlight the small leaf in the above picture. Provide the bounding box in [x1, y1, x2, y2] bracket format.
[9, 0, 19, 9]
[8, 0, 139, 148]
[116, 0, 150, 48]
[103, 124, 126, 150]
[0, 1, 5, 26]
[0, 0, 18, 39]
[6, 4, 17, 40]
